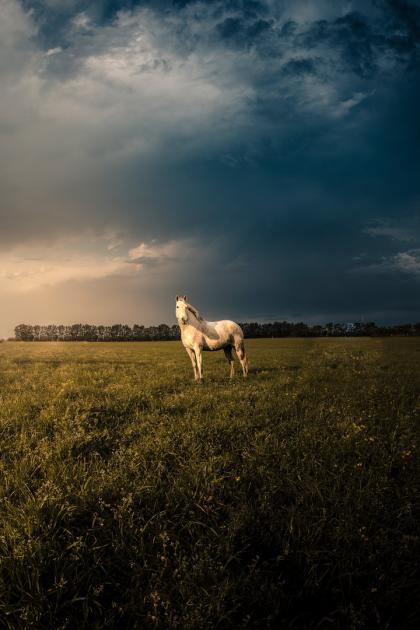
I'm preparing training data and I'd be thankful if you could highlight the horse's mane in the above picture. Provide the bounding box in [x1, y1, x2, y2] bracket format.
[186, 302, 203, 322]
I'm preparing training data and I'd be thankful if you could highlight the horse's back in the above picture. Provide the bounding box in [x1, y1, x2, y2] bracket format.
[215, 320, 243, 337]
[213, 320, 244, 345]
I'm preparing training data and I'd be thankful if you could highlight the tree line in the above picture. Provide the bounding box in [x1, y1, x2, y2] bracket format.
[13, 321, 420, 341]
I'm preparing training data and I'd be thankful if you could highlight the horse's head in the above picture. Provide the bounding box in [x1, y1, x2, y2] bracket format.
[175, 295, 188, 324]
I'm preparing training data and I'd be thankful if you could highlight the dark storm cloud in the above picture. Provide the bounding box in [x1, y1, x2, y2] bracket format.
[1, 0, 419, 330]
[280, 57, 320, 76]
[22, 0, 420, 67]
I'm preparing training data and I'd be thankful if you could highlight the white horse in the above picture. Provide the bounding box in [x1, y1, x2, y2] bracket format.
[175, 295, 248, 380]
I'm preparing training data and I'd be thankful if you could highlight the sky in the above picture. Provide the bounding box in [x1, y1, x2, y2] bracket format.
[1, 0, 419, 337]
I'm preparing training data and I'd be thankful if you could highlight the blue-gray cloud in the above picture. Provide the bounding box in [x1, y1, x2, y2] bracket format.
[0, 0, 419, 330]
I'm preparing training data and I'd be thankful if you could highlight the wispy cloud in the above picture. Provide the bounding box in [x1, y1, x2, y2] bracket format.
[0, 240, 128, 292]
[394, 250, 420, 277]
[127, 240, 194, 266]
[354, 249, 420, 279]
[331, 91, 372, 118]
[45, 47, 62, 57]
[364, 221, 415, 242]
[0, 236, 203, 292]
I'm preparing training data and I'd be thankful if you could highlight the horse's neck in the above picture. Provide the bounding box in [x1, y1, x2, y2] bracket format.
[189, 315, 213, 335]
[184, 313, 207, 332]
[179, 317, 199, 333]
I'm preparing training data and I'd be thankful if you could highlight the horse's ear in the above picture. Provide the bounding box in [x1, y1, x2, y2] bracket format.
[183, 295, 187, 301]
[176, 295, 179, 301]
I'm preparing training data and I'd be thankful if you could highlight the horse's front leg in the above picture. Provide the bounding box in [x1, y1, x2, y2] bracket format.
[185, 347, 199, 380]
[194, 347, 203, 380]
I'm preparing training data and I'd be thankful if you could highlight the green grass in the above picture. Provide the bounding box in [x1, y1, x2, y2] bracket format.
[0, 338, 419, 629]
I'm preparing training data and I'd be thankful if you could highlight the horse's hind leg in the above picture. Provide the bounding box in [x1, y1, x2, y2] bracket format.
[223, 346, 235, 378]
[194, 347, 203, 380]
[185, 347, 199, 380]
[234, 340, 248, 378]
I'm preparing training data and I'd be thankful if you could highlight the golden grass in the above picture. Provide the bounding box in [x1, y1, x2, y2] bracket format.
[0, 338, 419, 628]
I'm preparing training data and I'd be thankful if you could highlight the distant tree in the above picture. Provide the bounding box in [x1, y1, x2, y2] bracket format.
[14, 324, 34, 341]
[392, 323, 413, 336]
[324, 323, 334, 336]
[293, 322, 310, 337]
[132, 325, 145, 340]
[364, 322, 378, 336]
[158, 324, 171, 340]
[12, 320, 420, 341]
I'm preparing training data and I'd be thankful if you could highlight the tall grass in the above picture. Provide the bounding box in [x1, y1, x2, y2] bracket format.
[0, 339, 419, 628]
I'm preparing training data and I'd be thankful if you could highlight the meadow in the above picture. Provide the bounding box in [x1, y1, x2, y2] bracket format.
[0, 338, 419, 629]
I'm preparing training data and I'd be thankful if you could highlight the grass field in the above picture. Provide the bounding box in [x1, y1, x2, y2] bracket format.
[0, 338, 419, 629]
